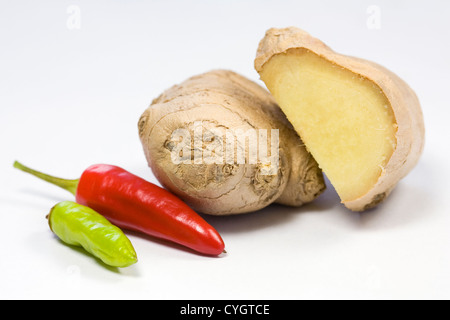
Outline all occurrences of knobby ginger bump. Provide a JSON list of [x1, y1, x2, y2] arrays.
[[255, 27, 425, 211], [138, 70, 325, 215]]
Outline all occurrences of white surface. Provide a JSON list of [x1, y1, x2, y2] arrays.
[[1, 0, 449, 300]]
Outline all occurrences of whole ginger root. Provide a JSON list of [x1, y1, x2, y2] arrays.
[[138, 70, 325, 215]]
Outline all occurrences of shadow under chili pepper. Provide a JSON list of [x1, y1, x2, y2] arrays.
[[122, 229, 228, 258], [54, 238, 126, 273]]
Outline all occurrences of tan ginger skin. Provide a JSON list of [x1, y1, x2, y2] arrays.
[[139, 70, 325, 215], [255, 27, 425, 211]]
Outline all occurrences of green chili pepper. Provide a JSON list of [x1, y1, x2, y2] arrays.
[[48, 201, 138, 268]]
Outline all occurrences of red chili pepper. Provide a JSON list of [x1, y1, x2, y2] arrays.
[[14, 161, 226, 256]]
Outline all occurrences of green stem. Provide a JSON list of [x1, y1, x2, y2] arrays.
[[13, 161, 79, 196]]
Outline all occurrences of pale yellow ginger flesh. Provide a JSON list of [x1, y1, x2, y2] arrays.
[[259, 48, 398, 202]]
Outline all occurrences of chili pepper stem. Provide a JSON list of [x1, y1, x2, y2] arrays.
[[13, 161, 79, 196]]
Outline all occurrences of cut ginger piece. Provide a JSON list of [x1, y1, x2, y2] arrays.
[[255, 27, 425, 211]]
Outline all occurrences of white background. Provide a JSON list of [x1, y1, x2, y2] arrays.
[[1, 0, 449, 300]]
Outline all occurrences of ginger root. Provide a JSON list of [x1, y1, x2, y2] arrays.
[[255, 27, 425, 211], [138, 70, 325, 215]]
